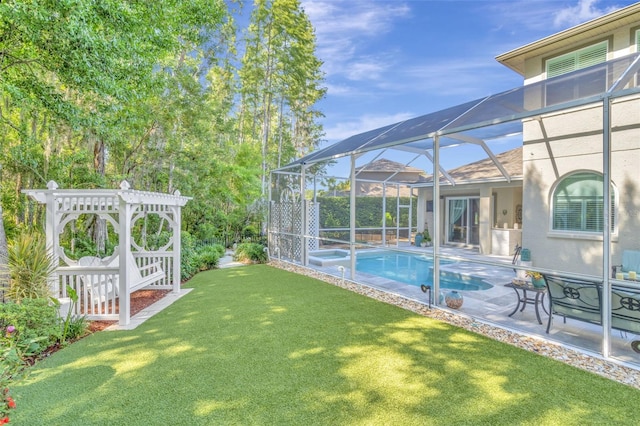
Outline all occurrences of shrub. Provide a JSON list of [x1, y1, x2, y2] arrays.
[[54, 286, 88, 343], [0, 299, 61, 356], [195, 244, 224, 271], [180, 232, 200, 281], [233, 243, 267, 264], [63, 316, 89, 341], [7, 232, 56, 302]]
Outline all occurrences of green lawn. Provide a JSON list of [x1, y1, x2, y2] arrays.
[[11, 265, 640, 425]]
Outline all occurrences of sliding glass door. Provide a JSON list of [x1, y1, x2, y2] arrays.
[[446, 197, 480, 246]]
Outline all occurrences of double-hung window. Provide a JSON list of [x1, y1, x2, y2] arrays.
[[545, 41, 608, 106], [552, 172, 616, 234]]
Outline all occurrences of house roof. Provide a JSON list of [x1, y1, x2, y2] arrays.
[[414, 147, 522, 186], [496, 3, 640, 75], [356, 159, 425, 176], [444, 147, 523, 182]]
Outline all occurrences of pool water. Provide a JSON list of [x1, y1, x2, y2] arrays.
[[356, 251, 493, 291]]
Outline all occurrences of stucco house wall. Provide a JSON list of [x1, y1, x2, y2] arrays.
[[521, 82, 640, 275], [498, 4, 640, 276]]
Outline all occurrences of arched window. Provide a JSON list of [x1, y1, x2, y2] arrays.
[[551, 172, 616, 233]]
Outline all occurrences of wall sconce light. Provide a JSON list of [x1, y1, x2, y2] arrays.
[[502, 209, 508, 216]]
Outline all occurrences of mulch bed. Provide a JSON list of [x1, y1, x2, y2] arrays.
[[88, 289, 171, 332]]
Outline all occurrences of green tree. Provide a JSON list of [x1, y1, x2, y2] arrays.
[[239, 0, 326, 199], [0, 0, 227, 245], [0, 0, 326, 251]]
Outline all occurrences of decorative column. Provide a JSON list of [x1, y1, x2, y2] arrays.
[[118, 181, 133, 325], [45, 181, 60, 295], [171, 192, 182, 294], [479, 187, 492, 255]]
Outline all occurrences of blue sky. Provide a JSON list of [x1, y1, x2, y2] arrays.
[[298, 0, 637, 171]]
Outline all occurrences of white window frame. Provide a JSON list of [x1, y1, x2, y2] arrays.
[[445, 196, 480, 246], [546, 41, 609, 78], [549, 171, 618, 240], [544, 41, 609, 107]]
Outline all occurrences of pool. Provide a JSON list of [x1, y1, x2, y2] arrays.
[[309, 249, 350, 266], [356, 251, 493, 291]]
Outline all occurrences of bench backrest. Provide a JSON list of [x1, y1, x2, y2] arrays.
[[611, 283, 640, 334], [545, 274, 640, 334], [545, 275, 602, 325]]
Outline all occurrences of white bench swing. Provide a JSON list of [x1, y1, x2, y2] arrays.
[[77, 247, 165, 305]]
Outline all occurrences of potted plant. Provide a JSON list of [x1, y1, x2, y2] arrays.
[[422, 229, 432, 247], [526, 271, 546, 288]]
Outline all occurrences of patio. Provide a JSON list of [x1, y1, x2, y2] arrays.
[[293, 245, 640, 367]]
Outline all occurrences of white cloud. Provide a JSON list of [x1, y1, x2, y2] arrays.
[[553, 0, 621, 28], [303, 1, 409, 38], [345, 58, 389, 81], [302, 0, 410, 79], [397, 58, 508, 97], [324, 112, 415, 142], [323, 82, 355, 96], [311, 0, 636, 145]]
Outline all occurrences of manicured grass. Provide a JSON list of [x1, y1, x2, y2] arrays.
[[12, 265, 640, 425]]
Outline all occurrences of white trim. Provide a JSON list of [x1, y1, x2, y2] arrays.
[[548, 170, 618, 236], [546, 41, 608, 79], [445, 196, 481, 246]]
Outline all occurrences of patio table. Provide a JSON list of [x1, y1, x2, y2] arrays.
[[505, 280, 548, 324]]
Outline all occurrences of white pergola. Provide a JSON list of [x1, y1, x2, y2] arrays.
[[24, 180, 191, 326]]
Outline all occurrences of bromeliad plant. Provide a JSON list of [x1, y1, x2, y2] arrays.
[[6, 232, 56, 302], [51, 285, 85, 345]]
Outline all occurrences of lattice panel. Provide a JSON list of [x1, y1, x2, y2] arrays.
[[269, 201, 304, 262], [307, 201, 319, 252], [291, 202, 302, 262]]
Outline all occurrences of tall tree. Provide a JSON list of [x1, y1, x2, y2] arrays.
[[239, 0, 326, 199]]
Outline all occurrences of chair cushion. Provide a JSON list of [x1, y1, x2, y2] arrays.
[[622, 250, 640, 273]]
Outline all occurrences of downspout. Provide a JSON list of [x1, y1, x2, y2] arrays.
[[433, 137, 441, 303]]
